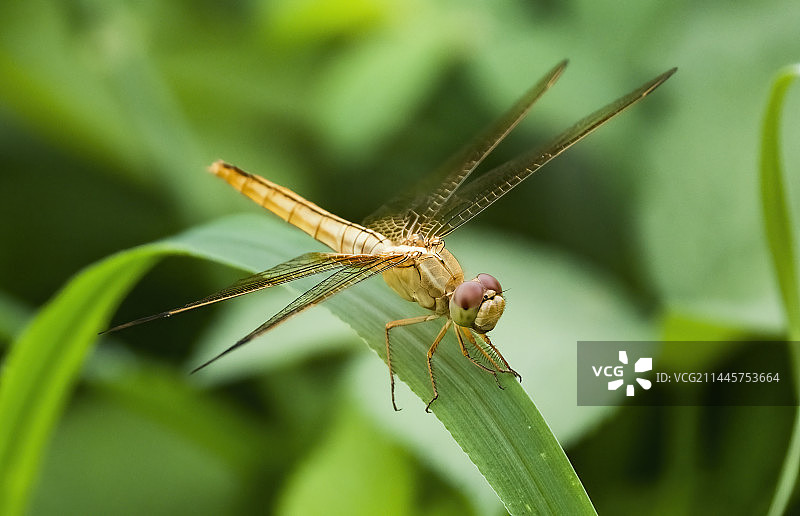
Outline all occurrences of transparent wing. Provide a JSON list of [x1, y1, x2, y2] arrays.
[[423, 67, 677, 240], [102, 252, 385, 334], [363, 60, 568, 242], [190, 252, 408, 372]]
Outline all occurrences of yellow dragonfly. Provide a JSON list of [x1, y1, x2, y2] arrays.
[[106, 61, 675, 411]]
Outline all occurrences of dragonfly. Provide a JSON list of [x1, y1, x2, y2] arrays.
[[105, 61, 675, 411]]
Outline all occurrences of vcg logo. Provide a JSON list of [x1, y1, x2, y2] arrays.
[[591, 350, 653, 397], [592, 364, 625, 377]]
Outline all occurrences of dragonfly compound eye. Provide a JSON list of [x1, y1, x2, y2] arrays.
[[450, 281, 484, 327], [476, 273, 502, 294]]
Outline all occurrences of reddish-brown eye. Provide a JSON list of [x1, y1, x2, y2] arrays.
[[477, 273, 502, 293], [453, 281, 484, 309]]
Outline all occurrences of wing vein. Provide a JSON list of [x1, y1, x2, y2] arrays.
[[190, 253, 408, 372], [102, 252, 381, 334], [428, 67, 677, 238]]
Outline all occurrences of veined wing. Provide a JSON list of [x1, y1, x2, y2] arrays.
[[102, 252, 387, 334], [422, 67, 677, 240], [363, 60, 568, 242], [191, 252, 408, 372]]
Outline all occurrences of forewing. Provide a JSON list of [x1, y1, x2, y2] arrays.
[[424, 67, 677, 239], [363, 60, 568, 242], [102, 252, 380, 333], [191, 252, 408, 372]]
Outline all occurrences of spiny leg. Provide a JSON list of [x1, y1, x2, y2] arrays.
[[425, 319, 452, 412], [385, 314, 440, 411], [459, 327, 504, 389], [478, 332, 522, 382], [454, 326, 502, 382]]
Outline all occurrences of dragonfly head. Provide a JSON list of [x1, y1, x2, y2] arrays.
[[449, 273, 505, 333]]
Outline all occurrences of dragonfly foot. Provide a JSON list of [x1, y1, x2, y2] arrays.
[[493, 372, 504, 390], [425, 394, 438, 413], [496, 368, 522, 389]]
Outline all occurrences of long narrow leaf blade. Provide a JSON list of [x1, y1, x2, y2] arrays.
[[760, 63, 800, 516], [0, 249, 160, 515], [0, 215, 596, 515]]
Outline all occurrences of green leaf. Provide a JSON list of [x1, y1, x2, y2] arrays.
[[293, 224, 651, 514], [318, 248, 598, 516], [760, 64, 800, 341], [0, 214, 598, 515], [0, 247, 160, 516], [760, 63, 800, 516], [172, 215, 600, 515]]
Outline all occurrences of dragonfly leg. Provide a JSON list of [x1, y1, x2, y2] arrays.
[[455, 326, 502, 388], [477, 333, 522, 382], [425, 320, 452, 412], [385, 314, 440, 411]]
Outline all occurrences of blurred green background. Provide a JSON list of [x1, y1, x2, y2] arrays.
[[2, 0, 799, 514]]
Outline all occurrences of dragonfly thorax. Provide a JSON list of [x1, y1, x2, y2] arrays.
[[381, 245, 463, 316], [402, 233, 444, 251]]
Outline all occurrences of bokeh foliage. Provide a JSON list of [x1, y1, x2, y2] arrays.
[[1, 0, 799, 514]]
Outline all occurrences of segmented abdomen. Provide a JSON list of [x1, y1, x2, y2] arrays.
[[211, 161, 389, 255]]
